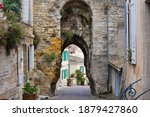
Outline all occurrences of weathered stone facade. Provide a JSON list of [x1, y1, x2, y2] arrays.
[[33, 0, 124, 96], [0, 46, 18, 99], [0, 22, 34, 99]]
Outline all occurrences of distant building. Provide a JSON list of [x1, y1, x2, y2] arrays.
[[57, 44, 86, 88]]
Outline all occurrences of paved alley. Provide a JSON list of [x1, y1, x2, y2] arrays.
[[48, 86, 116, 100]]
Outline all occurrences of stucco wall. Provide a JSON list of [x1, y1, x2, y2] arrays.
[[124, 0, 150, 99]]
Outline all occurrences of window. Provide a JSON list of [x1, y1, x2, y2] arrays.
[[62, 51, 68, 61], [62, 69, 68, 79], [22, 0, 32, 25]]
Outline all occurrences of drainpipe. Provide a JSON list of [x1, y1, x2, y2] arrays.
[[105, 0, 109, 92]]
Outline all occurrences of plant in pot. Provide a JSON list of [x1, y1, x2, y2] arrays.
[[80, 77, 85, 86], [67, 78, 72, 86], [75, 70, 84, 85], [23, 82, 38, 100]]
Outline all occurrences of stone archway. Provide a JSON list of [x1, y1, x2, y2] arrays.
[[33, 0, 116, 97], [61, 34, 95, 94], [60, 0, 97, 95]]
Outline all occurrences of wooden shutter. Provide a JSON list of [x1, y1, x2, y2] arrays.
[[29, 45, 34, 70], [22, 0, 29, 24], [18, 47, 24, 85], [124, 0, 127, 49], [63, 51, 68, 61], [130, 0, 136, 64]]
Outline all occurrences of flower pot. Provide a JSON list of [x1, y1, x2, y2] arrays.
[[77, 80, 81, 85], [23, 93, 37, 100], [81, 81, 85, 86], [67, 82, 71, 86]]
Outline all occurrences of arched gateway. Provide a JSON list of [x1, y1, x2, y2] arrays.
[[33, 0, 124, 97]]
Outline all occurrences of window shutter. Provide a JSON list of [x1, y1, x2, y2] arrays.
[[63, 51, 68, 61], [130, 0, 136, 64], [18, 47, 24, 85], [22, 0, 29, 24], [64, 51, 66, 61], [29, 45, 34, 70], [124, 0, 127, 49], [65, 51, 68, 61]]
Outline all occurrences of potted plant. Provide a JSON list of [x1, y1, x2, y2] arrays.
[[75, 70, 84, 85], [67, 78, 72, 86], [81, 77, 85, 86], [23, 82, 38, 100]]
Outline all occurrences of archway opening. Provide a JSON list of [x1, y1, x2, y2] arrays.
[[56, 43, 91, 99], [59, 0, 95, 97]]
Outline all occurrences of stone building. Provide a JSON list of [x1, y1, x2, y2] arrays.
[[33, 0, 125, 97], [123, 0, 150, 99], [0, 0, 34, 99]]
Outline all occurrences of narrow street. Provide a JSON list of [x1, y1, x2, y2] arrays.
[[50, 86, 97, 100], [48, 86, 116, 100]]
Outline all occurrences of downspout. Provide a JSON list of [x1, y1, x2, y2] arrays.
[[105, 0, 109, 92]]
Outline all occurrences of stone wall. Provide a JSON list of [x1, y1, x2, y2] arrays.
[[0, 46, 18, 99], [33, 0, 124, 96], [0, 22, 34, 99]]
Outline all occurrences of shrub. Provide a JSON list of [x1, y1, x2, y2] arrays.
[[44, 53, 56, 64], [62, 31, 73, 40], [128, 48, 132, 62], [0, 21, 24, 55], [5, 22, 24, 55], [33, 29, 40, 49]]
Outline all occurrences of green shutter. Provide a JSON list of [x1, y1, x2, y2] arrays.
[[64, 69, 67, 79], [62, 69, 68, 79], [62, 51, 68, 61]]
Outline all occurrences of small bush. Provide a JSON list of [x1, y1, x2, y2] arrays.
[[33, 29, 40, 49], [128, 48, 132, 62], [62, 31, 73, 40], [0, 21, 24, 55], [5, 22, 24, 55], [44, 53, 56, 64]]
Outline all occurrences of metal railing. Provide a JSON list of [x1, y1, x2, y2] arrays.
[[120, 79, 150, 100]]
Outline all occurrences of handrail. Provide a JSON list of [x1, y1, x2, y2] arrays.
[[120, 79, 141, 100], [135, 89, 150, 100]]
